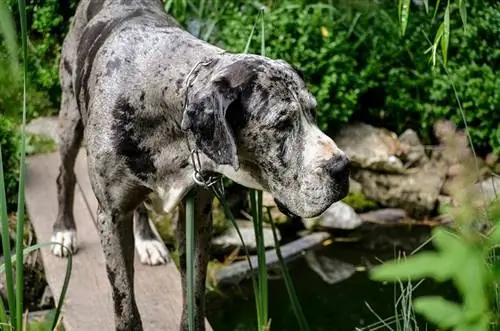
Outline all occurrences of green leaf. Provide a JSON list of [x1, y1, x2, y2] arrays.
[[441, 1, 450, 65], [398, 0, 410, 36], [370, 253, 449, 281], [458, 0, 467, 29], [0, 0, 19, 76], [432, 0, 441, 20], [431, 23, 444, 67], [413, 296, 463, 328]]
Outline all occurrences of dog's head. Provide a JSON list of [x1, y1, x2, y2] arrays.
[[181, 54, 349, 218]]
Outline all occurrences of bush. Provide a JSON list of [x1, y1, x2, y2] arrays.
[[0, 116, 20, 213], [192, 0, 500, 155], [3, 0, 77, 119]]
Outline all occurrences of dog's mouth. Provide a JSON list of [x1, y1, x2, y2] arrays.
[[274, 199, 300, 219]]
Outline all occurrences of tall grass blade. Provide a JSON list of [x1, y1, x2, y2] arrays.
[[0, 0, 19, 76], [244, 17, 259, 54], [250, 190, 268, 330], [431, 23, 444, 67], [441, 1, 450, 66], [210, 185, 261, 328], [0, 148, 16, 328], [423, 0, 429, 14], [186, 193, 195, 331], [432, 0, 441, 20], [458, 0, 467, 29], [0, 242, 73, 329], [268, 209, 310, 331], [15, 0, 29, 328], [260, 8, 265, 57], [0, 293, 9, 330], [398, 0, 410, 36]]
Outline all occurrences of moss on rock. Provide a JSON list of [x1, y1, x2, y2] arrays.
[[342, 191, 378, 212]]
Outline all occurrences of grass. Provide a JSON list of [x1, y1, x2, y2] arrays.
[[0, 0, 73, 330]]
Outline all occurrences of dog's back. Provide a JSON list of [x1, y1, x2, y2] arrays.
[[61, 0, 182, 121]]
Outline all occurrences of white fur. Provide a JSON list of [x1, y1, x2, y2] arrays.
[[134, 218, 170, 265], [135, 237, 170, 265], [217, 165, 264, 190], [154, 185, 186, 214], [301, 115, 343, 168], [51, 230, 78, 257]]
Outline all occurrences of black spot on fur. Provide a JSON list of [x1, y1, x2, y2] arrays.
[[111, 96, 156, 181], [105, 57, 122, 76], [63, 58, 72, 75], [75, 9, 150, 116], [175, 78, 184, 92], [106, 267, 125, 318], [86, 0, 104, 21]]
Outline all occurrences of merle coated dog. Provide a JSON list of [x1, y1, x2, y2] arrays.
[[51, 0, 350, 329]]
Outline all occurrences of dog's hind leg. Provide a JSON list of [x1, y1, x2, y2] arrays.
[[52, 56, 84, 257], [177, 188, 213, 331], [134, 202, 170, 266]]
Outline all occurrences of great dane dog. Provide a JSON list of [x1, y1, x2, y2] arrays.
[[51, 0, 350, 330]]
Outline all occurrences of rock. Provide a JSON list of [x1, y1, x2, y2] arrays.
[[333, 123, 406, 173], [398, 129, 428, 167], [437, 195, 454, 209], [304, 252, 357, 284], [215, 232, 331, 286], [486, 153, 499, 167], [38, 286, 54, 309], [262, 191, 276, 208], [211, 220, 280, 252], [447, 163, 465, 178], [359, 208, 409, 224], [26, 116, 60, 143], [348, 178, 363, 194], [475, 177, 500, 204], [342, 191, 378, 212], [308, 201, 363, 230], [352, 158, 447, 218]]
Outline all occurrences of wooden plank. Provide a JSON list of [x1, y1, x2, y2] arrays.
[[26, 150, 212, 331]]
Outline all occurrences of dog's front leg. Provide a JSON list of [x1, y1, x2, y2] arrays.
[[177, 188, 213, 331], [96, 206, 143, 331]]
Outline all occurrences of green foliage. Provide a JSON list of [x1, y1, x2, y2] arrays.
[[177, 0, 499, 154], [371, 217, 498, 330], [2, 0, 77, 119], [0, 116, 20, 212]]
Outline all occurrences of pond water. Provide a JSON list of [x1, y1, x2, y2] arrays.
[[206, 225, 458, 331]]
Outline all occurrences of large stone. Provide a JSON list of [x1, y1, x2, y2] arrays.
[[211, 220, 280, 253], [310, 201, 363, 230], [352, 159, 447, 218], [304, 252, 357, 284], [26, 116, 60, 143], [398, 129, 428, 167], [475, 177, 500, 204], [215, 232, 330, 286], [333, 123, 406, 173]]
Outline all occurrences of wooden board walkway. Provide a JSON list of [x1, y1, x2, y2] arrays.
[[25, 149, 212, 331]]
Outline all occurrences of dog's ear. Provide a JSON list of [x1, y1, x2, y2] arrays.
[[181, 61, 257, 170]]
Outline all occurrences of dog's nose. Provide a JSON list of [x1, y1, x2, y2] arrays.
[[325, 153, 350, 177]]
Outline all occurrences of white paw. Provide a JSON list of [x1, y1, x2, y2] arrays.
[[51, 230, 78, 257], [135, 238, 170, 266]]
